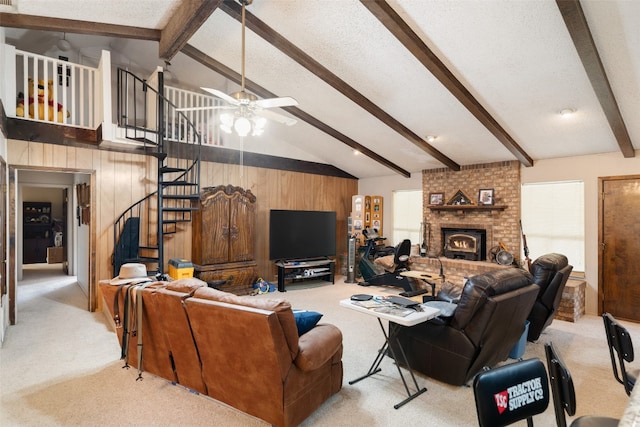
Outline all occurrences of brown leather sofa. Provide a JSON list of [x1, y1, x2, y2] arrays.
[[526, 253, 573, 341], [393, 267, 539, 386], [100, 278, 343, 427]]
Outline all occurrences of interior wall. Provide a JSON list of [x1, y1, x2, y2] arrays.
[[22, 187, 64, 218], [357, 172, 422, 246], [7, 139, 357, 309], [521, 150, 640, 316]]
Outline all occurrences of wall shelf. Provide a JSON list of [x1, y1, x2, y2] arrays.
[[428, 205, 507, 214]]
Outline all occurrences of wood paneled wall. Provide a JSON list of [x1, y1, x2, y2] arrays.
[[8, 140, 357, 294], [198, 160, 357, 281]]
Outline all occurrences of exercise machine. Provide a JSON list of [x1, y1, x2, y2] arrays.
[[357, 229, 416, 292], [361, 227, 395, 259]]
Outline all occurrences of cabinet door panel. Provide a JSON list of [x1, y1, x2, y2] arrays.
[[229, 193, 255, 262], [200, 193, 230, 264]]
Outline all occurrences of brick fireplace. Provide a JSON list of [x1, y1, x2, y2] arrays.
[[422, 160, 521, 260], [413, 161, 522, 286]]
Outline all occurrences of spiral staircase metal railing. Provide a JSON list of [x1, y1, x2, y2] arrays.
[[112, 68, 201, 276]]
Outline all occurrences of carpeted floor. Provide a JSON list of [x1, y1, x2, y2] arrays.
[[0, 266, 634, 426]]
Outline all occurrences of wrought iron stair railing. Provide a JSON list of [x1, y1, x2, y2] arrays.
[[112, 68, 201, 276]]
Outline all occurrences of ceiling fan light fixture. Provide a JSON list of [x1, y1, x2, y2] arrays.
[[234, 116, 252, 137], [220, 112, 234, 126], [57, 33, 71, 51], [254, 116, 267, 128], [190, 0, 297, 139]]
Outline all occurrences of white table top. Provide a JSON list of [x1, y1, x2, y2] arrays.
[[340, 296, 441, 327]]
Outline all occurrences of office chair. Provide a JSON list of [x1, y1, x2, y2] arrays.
[[473, 358, 549, 426], [544, 342, 619, 427], [603, 312, 638, 396]]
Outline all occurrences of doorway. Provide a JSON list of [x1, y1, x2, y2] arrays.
[[599, 175, 640, 322], [8, 167, 93, 325]]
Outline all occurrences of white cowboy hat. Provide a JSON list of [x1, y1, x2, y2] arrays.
[[110, 263, 152, 285]]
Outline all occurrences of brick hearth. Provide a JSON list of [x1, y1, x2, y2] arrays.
[[410, 256, 509, 290]]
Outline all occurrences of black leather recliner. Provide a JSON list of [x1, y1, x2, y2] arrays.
[[526, 253, 573, 342], [393, 267, 540, 386]]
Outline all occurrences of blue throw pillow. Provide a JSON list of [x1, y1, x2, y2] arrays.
[[293, 310, 323, 336]]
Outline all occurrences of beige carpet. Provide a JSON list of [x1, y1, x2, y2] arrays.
[[0, 266, 633, 426]]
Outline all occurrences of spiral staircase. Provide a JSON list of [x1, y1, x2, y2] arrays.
[[112, 69, 201, 276]]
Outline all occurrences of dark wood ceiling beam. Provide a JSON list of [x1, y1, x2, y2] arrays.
[[0, 13, 160, 40], [361, 0, 534, 167], [556, 0, 635, 158], [159, 0, 223, 61], [181, 44, 411, 178], [220, 1, 460, 171]]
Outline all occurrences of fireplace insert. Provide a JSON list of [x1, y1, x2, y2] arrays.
[[442, 228, 486, 261]]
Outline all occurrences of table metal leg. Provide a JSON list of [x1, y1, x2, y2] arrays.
[[348, 318, 427, 409]]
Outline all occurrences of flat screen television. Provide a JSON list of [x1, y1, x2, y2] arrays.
[[269, 209, 336, 261]]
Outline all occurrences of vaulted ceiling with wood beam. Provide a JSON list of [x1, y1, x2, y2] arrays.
[[1, 0, 638, 179]]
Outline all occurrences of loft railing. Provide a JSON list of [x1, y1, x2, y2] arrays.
[[3, 43, 222, 147], [12, 48, 100, 128], [164, 85, 223, 146]]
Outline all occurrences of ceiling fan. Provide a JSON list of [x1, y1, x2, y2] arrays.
[[178, 0, 298, 137]]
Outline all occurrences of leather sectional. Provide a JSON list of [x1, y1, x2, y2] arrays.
[[100, 278, 343, 427]]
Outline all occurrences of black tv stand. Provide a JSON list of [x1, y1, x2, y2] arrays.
[[275, 258, 336, 292]]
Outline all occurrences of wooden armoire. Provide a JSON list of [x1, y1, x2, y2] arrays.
[[192, 185, 257, 295]]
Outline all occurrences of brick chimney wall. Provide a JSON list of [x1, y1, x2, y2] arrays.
[[422, 161, 522, 262]]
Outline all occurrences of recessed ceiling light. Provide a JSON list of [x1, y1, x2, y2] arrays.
[[353, 150, 360, 156], [426, 135, 437, 143], [559, 108, 576, 117]]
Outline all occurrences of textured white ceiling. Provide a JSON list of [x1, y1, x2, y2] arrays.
[[3, 0, 639, 178]]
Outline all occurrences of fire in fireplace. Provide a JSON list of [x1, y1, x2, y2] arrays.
[[442, 228, 487, 261]]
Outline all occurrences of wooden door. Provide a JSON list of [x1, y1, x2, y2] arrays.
[[229, 192, 255, 262], [0, 159, 6, 307], [600, 176, 640, 321]]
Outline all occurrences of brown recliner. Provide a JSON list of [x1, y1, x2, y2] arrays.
[[526, 253, 573, 341], [393, 267, 539, 386]]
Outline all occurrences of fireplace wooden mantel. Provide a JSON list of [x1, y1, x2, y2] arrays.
[[429, 204, 507, 214]]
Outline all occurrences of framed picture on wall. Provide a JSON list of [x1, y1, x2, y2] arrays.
[[478, 188, 494, 205], [429, 192, 444, 205]]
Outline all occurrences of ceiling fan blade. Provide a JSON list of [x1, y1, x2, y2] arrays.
[[257, 109, 297, 126], [176, 106, 235, 112], [200, 87, 240, 105], [254, 96, 298, 109]]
